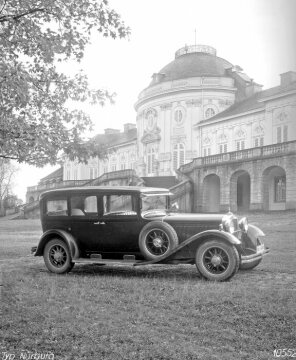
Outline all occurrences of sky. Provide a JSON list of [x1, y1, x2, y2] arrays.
[[13, 0, 296, 201]]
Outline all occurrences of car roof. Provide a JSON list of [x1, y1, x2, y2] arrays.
[[39, 186, 170, 200]]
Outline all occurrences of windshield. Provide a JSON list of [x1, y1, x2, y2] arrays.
[[141, 195, 169, 212]]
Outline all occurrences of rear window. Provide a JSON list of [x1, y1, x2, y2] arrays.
[[46, 199, 68, 216]]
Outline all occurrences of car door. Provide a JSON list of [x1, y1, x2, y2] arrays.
[[98, 192, 143, 253], [68, 192, 105, 252]]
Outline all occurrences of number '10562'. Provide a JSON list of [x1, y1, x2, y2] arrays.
[[274, 349, 296, 358]]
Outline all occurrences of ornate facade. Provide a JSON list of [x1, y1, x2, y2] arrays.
[[26, 44, 296, 212]]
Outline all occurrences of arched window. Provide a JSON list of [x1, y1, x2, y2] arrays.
[[173, 143, 185, 170], [205, 107, 216, 119], [147, 148, 156, 175]]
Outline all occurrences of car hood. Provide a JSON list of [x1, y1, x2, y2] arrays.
[[143, 211, 225, 224], [165, 212, 224, 223]]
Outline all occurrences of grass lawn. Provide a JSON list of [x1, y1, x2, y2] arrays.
[[0, 212, 295, 360]]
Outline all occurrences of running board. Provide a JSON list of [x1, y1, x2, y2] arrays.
[[73, 254, 143, 266]]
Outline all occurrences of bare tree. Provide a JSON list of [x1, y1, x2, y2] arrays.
[[0, 159, 18, 216]]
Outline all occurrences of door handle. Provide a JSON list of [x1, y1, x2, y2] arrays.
[[93, 221, 105, 225]]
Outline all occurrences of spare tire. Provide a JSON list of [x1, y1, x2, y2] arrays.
[[139, 221, 178, 260]]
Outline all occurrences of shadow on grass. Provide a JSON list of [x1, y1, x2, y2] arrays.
[[35, 262, 203, 282]]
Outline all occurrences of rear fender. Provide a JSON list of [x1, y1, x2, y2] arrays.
[[135, 229, 241, 266], [34, 229, 80, 259]]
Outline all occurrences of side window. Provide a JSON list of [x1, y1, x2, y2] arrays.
[[70, 195, 98, 217], [46, 199, 68, 216], [103, 195, 137, 216]]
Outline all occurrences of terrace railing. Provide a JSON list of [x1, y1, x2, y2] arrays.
[[180, 140, 296, 173]]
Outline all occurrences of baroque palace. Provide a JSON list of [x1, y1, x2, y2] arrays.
[[26, 44, 296, 215]]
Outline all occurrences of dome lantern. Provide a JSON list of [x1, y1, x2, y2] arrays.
[[175, 44, 217, 59]]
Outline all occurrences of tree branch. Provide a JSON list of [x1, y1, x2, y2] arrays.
[[0, 7, 45, 23], [0, 0, 7, 15]]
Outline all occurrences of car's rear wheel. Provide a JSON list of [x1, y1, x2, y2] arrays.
[[139, 221, 178, 260], [195, 240, 239, 281], [44, 238, 74, 274]]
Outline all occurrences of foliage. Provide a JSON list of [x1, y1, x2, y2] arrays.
[[0, 0, 130, 166]]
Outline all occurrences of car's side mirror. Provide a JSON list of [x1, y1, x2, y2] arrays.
[[169, 202, 179, 212]]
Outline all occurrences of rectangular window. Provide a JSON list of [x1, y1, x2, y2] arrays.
[[283, 125, 288, 142], [70, 195, 98, 216], [277, 127, 282, 143], [219, 144, 227, 153], [236, 140, 245, 151], [46, 199, 68, 216], [103, 195, 136, 216], [255, 137, 264, 147]]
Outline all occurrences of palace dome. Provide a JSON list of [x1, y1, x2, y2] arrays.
[[150, 45, 233, 85]]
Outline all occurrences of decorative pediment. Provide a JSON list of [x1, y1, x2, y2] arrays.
[[203, 136, 211, 145], [235, 128, 246, 139], [144, 108, 157, 118], [141, 127, 161, 144], [218, 133, 228, 143], [254, 123, 264, 135]]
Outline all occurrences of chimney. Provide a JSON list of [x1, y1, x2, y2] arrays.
[[104, 128, 120, 135], [123, 123, 136, 133], [245, 81, 263, 97], [280, 71, 296, 87]]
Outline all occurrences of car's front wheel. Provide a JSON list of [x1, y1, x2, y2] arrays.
[[195, 240, 239, 281], [139, 221, 178, 260], [43, 238, 74, 274]]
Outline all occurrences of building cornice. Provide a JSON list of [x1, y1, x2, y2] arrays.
[[195, 107, 265, 127], [257, 89, 296, 102], [135, 86, 236, 110]]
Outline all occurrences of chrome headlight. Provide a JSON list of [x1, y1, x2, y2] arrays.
[[239, 217, 249, 233], [222, 215, 235, 234]]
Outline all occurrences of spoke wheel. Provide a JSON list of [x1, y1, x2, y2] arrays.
[[139, 221, 178, 260], [146, 229, 169, 256], [203, 247, 230, 274], [44, 239, 74, 274], [195, 240, 239, 281]]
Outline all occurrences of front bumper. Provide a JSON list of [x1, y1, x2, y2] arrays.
[[31, 246, 37, 255], [240, 246, 270, 265]]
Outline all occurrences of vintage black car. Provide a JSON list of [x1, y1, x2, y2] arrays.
[[32, 186, 269, 281]]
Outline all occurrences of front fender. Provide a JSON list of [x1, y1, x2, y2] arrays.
[[135, 229, 241, 266], [247, 224, 265, 243], [34, 229, 80, 259]]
